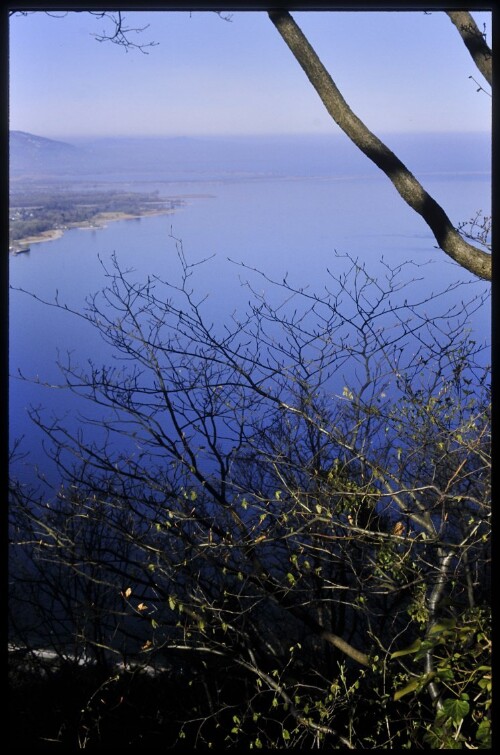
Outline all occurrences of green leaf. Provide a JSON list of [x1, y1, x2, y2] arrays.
[[476, 719, 491, 746], [413, 639, 437, 660], [443, 739, 463, 749], [442, 698, 470, 724], [391, 638, 422, 658], [282, 729, 290, 741], [428, 618, 457, 636], [168, 596, 176, 611], [436, 667, 454, 682], [423, 727, 444, 748], [393, 679, 420, 701], [393, 671, 435, 701]]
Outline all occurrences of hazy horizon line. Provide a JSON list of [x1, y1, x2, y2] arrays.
[[11, 128, 492, 142]]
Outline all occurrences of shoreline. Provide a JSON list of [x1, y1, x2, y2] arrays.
[[9, 207, 176, 255]]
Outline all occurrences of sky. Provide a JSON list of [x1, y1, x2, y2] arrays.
[[9, 9, 492, 139]]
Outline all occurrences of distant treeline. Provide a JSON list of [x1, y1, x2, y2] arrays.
[[9, 189, 182, 245]]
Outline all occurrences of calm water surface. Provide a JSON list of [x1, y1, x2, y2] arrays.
[[9, 173, 491, 489]]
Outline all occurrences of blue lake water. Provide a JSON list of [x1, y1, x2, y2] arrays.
[[9, 169, 491, 490]]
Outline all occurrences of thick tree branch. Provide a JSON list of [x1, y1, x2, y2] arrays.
[[446, 11, 492, 87], [268, 10, 491, 282], [321, 630, 370, 666]]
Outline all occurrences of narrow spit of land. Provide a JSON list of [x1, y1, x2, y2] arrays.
[[9, 186, 186, 253]]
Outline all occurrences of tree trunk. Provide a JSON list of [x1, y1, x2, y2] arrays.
[[446, 11, 492, 86], [268, 11, 491, 282]]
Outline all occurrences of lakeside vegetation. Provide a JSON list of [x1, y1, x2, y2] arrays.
[[9, 188, 183, 251]]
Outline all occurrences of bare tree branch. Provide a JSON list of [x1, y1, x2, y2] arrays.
[[9, 248, 491, 746], [89, 11, 158, 54]]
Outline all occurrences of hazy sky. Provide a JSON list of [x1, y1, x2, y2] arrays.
[[9, 9, 492, 139]]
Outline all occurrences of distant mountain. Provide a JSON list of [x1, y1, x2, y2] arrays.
[[9, 131, 372, 183], [9, 130, 84, 176], [9, 130, 491, 184]]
